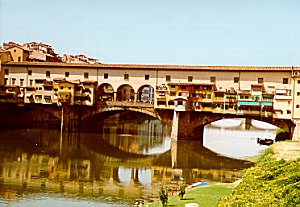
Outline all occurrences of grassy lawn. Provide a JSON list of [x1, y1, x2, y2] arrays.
[[146, 183, 233, 207]]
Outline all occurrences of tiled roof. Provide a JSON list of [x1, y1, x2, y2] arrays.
[[2, 61, 299, 71], [6, 45, 29, 51]]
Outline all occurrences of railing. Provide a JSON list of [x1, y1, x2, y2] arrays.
[[97, 101, 154, 108]]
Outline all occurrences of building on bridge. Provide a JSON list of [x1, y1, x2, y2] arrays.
[[1, 62, 300, 140]]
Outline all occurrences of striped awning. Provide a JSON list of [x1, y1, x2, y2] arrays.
[[262, 101, 273, 106], [238, 101, 260, 106], [238, 101, 273, 106]]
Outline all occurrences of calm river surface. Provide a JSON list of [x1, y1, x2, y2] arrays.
[[0, 114, 276, 206]]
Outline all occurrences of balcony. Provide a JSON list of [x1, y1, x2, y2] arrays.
[[274, 95, 292, 100]]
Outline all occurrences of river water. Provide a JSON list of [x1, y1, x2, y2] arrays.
[[0, 114, 276, 206]]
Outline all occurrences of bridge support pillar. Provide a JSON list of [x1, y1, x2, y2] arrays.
[[177, 111, 204, 141], [61, 106, 81, 132], [292, 119, 300, 141], [113, 92, 117, 102], [134, 93, 137, 102]]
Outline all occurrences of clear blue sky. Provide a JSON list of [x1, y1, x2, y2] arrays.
[[0, 0, 299, 66]]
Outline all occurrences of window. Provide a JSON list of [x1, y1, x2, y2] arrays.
[[20, 79, 24, 86], [188, 76, 193, 82], [29, 80, 33, 86], [84, 72, 89, 79], [44, 96, 52, 103], [4, 69, 9, 75], [28, 70, 32, 75], [298, 80, 300, 84], [4, 78, 8, 85], [12, 78, 16, 85], [14, 49, 16, 52], [124, 74, 129, 80], [296, 105, 300, 108], [68, 87, 71, 90], [168, 100, 174, 105], [287, 110, 291, 114], [297, 92, 300, 96], [65, 72, 69, 77], [18, 57, 21, 62], [46, 71, 50, 78], [104, 73, 108, 79], [44, 86, 52, 91], [145, 74, 149, 80], [181, 86, 186, 89], [234, 77, 239, 83], [210, 76, 216, 83], [283, 78, 288, 84], [60, 86, 63, 90], [258, 78, 264, 83], [35, 79, 44, 84], [171, 85, 176, 88], [166, 75, 171, 82]]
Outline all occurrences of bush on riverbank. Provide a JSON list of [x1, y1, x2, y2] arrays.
[[218, 147, 300, 206]]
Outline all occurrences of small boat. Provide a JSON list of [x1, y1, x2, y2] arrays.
[[257, 138, 274, 145]]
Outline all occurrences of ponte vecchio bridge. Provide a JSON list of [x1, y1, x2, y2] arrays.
[[1, 62, 300, 141]]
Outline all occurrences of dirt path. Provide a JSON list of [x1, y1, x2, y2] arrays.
[[271, 141, 300, 161]]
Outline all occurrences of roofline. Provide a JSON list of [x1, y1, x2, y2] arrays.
[[1, 61, 298, 71]]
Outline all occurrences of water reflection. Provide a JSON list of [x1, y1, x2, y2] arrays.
[[0, 116, 256, 206]]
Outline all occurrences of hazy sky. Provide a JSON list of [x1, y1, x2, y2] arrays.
[[0, 0, 299, 66]]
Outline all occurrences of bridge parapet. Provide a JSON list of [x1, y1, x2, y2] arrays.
[[99, 101, 154, 108], [80, 101, 159, 120]]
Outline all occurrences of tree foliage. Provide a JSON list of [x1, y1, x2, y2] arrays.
[[178, 184, 186, 199], [159, 186, 168, 206]]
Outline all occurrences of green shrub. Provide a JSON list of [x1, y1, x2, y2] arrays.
[[218, 151, 300, 207], [159, 186, 168, 206], [178, 184, 186, 199]]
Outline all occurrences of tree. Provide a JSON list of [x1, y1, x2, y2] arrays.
[[159, 186, 168, 206], [178, 184, 186, 199]]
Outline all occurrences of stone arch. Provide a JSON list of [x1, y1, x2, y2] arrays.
[[98, 83, 115, 101], [137, 84, 154, 104], [116, 84, 135, 101]]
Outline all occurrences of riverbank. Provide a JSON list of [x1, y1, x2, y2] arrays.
[[145, 141, 300, 207], [145, 182, 234, 207], [219, 141, 300, 206]]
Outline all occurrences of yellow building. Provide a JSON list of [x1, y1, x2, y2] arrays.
[[24, 86, 36, 104], [5, 46, 29, 62], [57, 81, 76, 106], [0, 49, 13, 85]]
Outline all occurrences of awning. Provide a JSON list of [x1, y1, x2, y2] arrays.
[[226, 95, 237, 98], [262, 101, 273, 106], [276, 89, 286, 94], [174, 96, 188, 100], [238, 101, 260, 106]]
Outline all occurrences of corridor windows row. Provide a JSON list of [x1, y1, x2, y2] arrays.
[[166, 75, 218, 83]]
